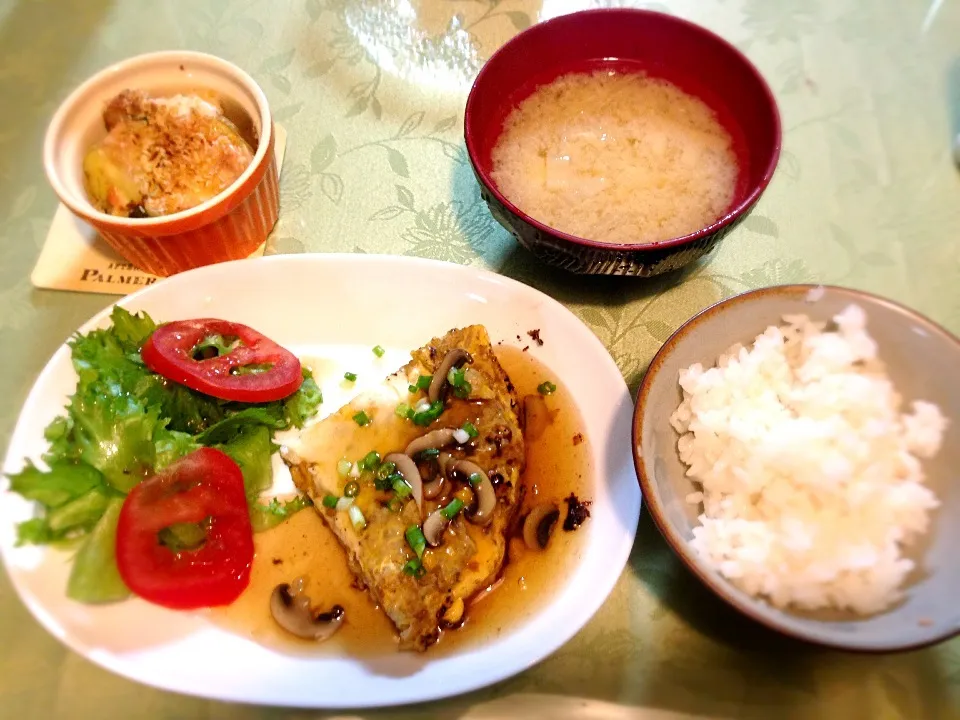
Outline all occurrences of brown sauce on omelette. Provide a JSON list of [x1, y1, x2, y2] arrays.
[[209, 347, 592, 656]]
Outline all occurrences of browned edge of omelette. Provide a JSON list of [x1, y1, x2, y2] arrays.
[[284, 325, 525, 650]]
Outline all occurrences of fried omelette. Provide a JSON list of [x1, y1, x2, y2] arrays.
[[282, 326, 524, 651]]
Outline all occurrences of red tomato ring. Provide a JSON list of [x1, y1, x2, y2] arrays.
[[141, 318, 302, 403], [115, 448, 254, 609]]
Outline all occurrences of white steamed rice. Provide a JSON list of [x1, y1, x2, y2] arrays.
[[669, 304, 947, 614]]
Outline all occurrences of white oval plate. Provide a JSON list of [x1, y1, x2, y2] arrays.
[[1, 254, 641, 709]]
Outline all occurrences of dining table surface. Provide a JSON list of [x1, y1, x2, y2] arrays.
[[1, 0, 959, 718]]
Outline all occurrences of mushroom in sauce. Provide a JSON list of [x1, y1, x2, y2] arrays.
[[449, 459, 496, 526], [422, 509, 451, 547], [269, 582, 345, 642], [422, 469, 449, 501], [428, 348, 473, 403], [404, 428, 458, 457], [522, 503, 561, 550], [384, 452, 423, 513], [419, 448, 458, 500]]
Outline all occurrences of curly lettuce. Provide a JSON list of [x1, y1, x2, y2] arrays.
[[6, 307, 323, 601]]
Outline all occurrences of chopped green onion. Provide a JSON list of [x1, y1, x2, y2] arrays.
[[375, 468, 400, 492], [322, 494, 339, 509], [335, 496, 355, 512], [417, 448, 440, 459], [343, 480, 360, 498], [461, 421, 478, 438], [408, 384, 418, 393], [352, 411, 371, 426], [441, 498, 464, 519], [392, 477, 412, 497], [537, 381, 557, 395], [469, 472, 484, 486], [372, 345, 386, 358], [447, 366, 471, 399], [386, 496, 403, 513], [405, 525, 427, 558], [448, 367, 472, 398], [395, 403, 414, 419], [359, 451, 381, 471], [416, 375, 433, 391], [343, 371, 357, 382], [348, 504, 366, 530], [336, 459, 352, 477], [403, 558, 425, 577], [377, 461, 397, 480], [412, 400, 445, 427]]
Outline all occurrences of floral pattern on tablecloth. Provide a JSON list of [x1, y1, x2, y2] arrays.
[[0, 0, 958, 717]]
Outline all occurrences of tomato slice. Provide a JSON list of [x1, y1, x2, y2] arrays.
[[141, 318, 302, 403], [115, 448, 254, 609]]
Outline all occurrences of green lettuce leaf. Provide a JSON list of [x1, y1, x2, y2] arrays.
[[10, 306, 324, 566], [193, 333, 237, 358], [8, 461, 104, 508], [16, 518, 54, 546], [196, 406, 287, 446], [71, 390, 159, 492], [66, 498, 129, 603], [284, 369, 323, 429], [42, 416, 79, 465], [217, 424, 276, 500], [158, 522, 207, 552], [135, 374, 228, 436], [47, 488, 112, 534], [153, 428, 201, 471], [108, 305, 156, 348]]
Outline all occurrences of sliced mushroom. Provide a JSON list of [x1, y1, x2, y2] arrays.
[[451, 459, 496, 526], [420, 447, 457, 500], [405, 428, 458, 457], [422, 509, 450, 547], [428, 348, 473, 403], [422, 450, 452, 500], [384, 452, 423, 513], [523, 503, 561, 550], [422, 471, 448, 500], [269, 583, 345, 641], [436, 450, 456, 475]]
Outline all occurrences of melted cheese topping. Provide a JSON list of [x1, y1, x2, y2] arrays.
[[83, 89, 255, 217]]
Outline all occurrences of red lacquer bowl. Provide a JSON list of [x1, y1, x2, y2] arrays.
[[464, 9, 782, 277]]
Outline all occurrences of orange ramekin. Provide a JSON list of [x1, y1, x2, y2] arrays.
[[43, 51, 279, 277]]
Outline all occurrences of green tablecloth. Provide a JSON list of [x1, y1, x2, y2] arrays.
[[1, 0, 958, 717]]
